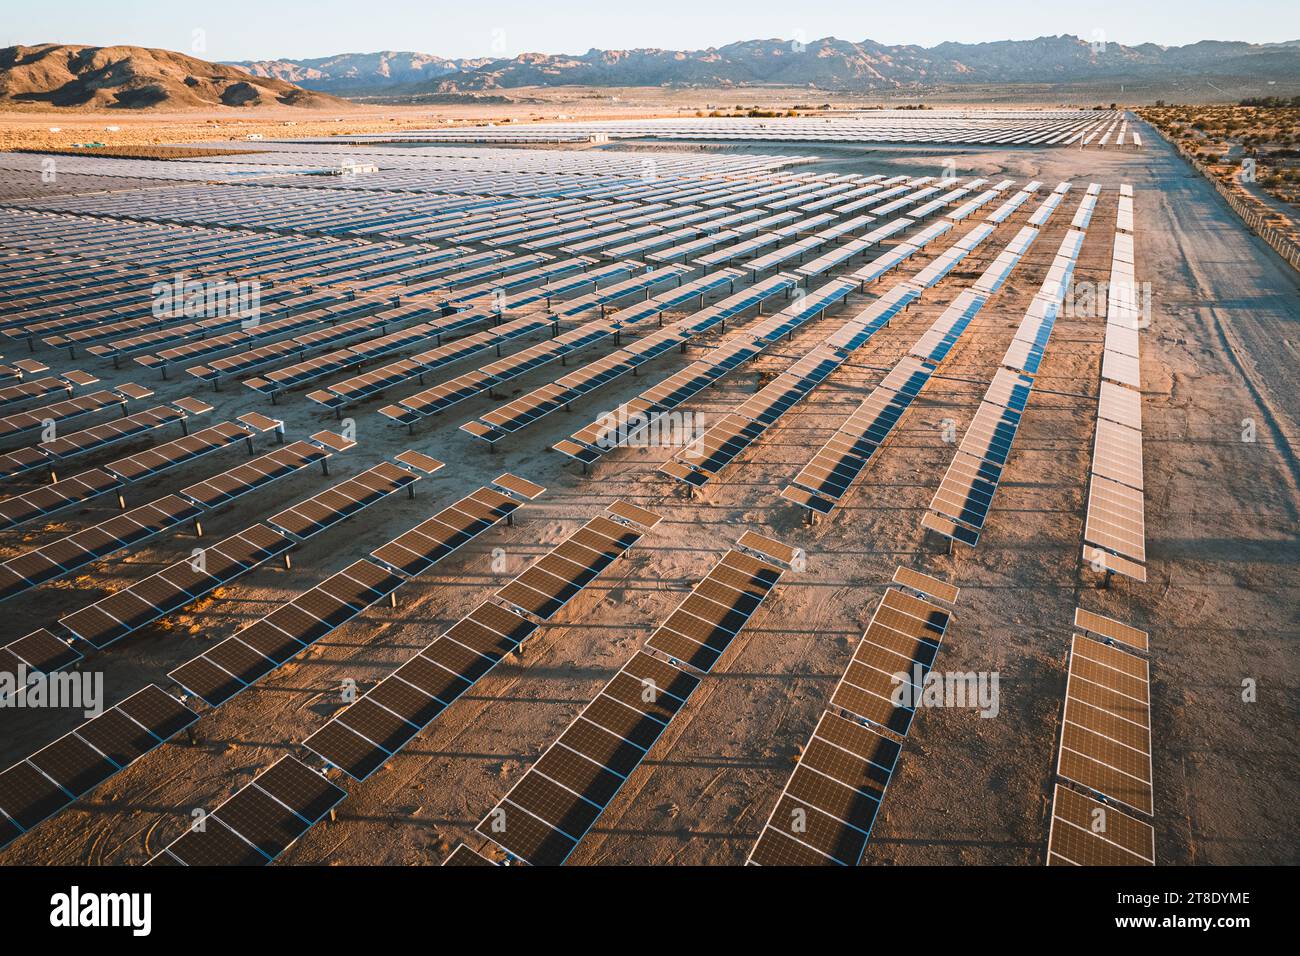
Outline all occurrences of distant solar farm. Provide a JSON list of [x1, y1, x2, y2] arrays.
[[0, 108, 1282, 870]]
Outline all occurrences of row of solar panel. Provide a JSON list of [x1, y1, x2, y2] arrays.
[[748, 576, 954, 865], [1046, 607, 1154, 866], [1083, 207, 1146, 583], [476, 536, 792, 864], [153, 494, 652, 864], [780, 186, 1071, 518], [921, 197, 1098, 547], [659, 201, 1031, 491], [0, 473, 550, 863]]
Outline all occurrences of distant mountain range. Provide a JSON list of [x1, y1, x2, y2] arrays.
[[231, 50, 490, 93], [4, 36, 1296, 111], [0, 44, 348, 109], [232, 35, 1300, 94]]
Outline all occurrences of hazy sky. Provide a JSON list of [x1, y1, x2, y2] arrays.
[[5, 0, 1299, 62]]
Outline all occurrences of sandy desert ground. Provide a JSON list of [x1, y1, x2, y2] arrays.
[[0, 121, 1296, 866]]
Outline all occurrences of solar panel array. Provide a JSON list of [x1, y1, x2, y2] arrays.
[[659, 204, 1026, 492], [0, 122, 1165, 869], [781, 189, 1067, 517], [749, 578, 952, 865], [168, 476, 534, 708], [303, 501, 658, 780], [464, 275, 796, 445], [554, 276, 856, 467], [473, 535, 792, 864], [1046, 607, 1156, 867], [343, 111, 1128, 148], [1083, 197, 1147, 583], [0, 395, 212, 481], [920, 194, 1100, 547], [150, 756, 347, 865], [0, 685, 198, 850], [49, 452, 437, 654]]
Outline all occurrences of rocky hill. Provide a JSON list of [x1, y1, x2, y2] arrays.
[[0, 44, 351, 109]]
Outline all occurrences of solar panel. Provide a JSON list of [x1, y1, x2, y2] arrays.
[[646, 548, 785, 672], [60, 524, 293, 649], [556, 278, 843, 466], [1058, 635, 1153, 815], [922, 359, 1041, 545], [748, 711, 901, 866], [0, 685, 197, 850], [606, 500, 663, 530], [784, 357, 933, 511], [497, 514, 646, 620], [153, 757, 346, 865], [306, 501, 649, 780], [369, 485, 522, 576], [1084, 474, 1146, 565], [0, 467, 123, 531], [1046, 784, 1153, 866], [169, 559, 405, 707], [0, 386, 137, 441], [0, 494, 203, 603], [0, 398, 211, 481], [177, 439, 333, 511], [443, 843, 498, 866], [1097, 380, 1141, 430], [828, 588, 949, 735], [0, 628, 82, 687], [892, 567, 959, 605], [1074, 608, 1149, 652], [267, 459, 428, 540], [476, 650, 700, 865], [105, 421, 253, 483], [303, 601, 538, 779], [0, 374, 76, 411], [662, 342, 853, 489]]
